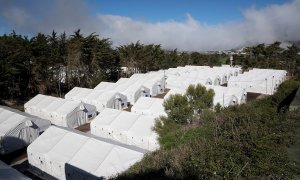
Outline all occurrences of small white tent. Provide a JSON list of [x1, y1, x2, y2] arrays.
[[27, 126, 145, 180], [65, 87, 128, 112], [131, 97, 167, 117], [0, 160, 30, 179], [91, 108, 159, 151], [0, 106, 51, 154], [24, 94, 97, 128]]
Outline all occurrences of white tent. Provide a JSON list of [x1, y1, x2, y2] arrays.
[[0, 160, 30, 179], [65, 87, 128, 112], [91, 108, 159, 151], [205, 85, 247, 107], [131, 97, 167, 117], [109, 78, 151, 104], [27, 126, 145, 180], [0, 106, 51, 154], [24, 94, 97, 128], [129, 73, 166, 97]]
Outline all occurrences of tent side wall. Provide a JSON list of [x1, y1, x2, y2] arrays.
[[1, 122, 39, 154]]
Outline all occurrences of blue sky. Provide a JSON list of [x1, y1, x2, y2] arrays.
[[0, 0, 298, 51], [86, 0, 287, 24]]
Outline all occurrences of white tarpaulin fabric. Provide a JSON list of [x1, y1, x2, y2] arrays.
[[0, 106, 50, 154], [27, 126, 145, 180], [91, 108, 159, 151], [65, 87, 128, 112], [131, 97, 167, 117], [24, 94, 97, 128], [0, 160, 30, 179]]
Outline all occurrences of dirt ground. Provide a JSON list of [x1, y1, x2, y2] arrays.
[[154, 88, 170, 99]]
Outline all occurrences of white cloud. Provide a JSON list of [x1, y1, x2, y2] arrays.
[[1, 0, 300, 51]]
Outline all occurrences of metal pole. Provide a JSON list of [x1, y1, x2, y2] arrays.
[[271, 76, 274, 95], [265, 78, 268, 94]]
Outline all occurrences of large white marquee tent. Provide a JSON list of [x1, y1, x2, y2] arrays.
[[0, 106, 50, 154], [24, 94, 97, 128], [27, 126, 145, 179], [91, 108, 159, 151], [65, 87, 128, 112]]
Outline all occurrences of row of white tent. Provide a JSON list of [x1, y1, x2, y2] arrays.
[[162, 65, 242, 89], [228, 68, 287, 95], [94, 72, 166, 104], [0, 106, 50, 155], [24, 94, 97, 128]]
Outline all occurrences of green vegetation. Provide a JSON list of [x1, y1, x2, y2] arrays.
[[118, 80, 300, 179], [233, 42, 300, 76]]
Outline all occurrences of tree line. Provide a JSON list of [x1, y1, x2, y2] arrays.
[[1, 30, 299, 102], [0, 30, 226, 101], [233, 42, 300, 77]]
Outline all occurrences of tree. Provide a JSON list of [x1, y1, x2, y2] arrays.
[[163, 94, 193, 124], [186, 84, 215, 114]]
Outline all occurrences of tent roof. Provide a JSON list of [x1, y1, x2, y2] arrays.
[[0, 106, 51, 134], [94, 81, 117, 91], [28, 126, 145, 178], [131, 97, 166, 117], [92, 108, 158, 138], [25, 94, 86, 116]]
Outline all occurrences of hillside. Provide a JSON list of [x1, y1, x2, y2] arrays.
[[117, 79, 300, 179]]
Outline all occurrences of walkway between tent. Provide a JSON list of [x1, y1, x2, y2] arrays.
[[75, 122, 91, 132], [153, 88, 170, 99]]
